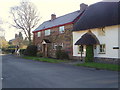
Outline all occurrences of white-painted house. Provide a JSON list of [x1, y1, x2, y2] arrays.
[[73, 2, 120, 64]]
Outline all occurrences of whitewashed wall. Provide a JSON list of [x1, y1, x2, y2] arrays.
[[118, 25, 120, 58], [73, 25, 119, 59]]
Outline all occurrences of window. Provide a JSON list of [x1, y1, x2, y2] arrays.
[[59, 26, 65, 33], [52, 43, 64, 50], [52, 43, 57, 50], [98, 28, 105, 36], [37, 32, 41, 37], [59, 43, 64, 48], [99, 44, 106, 53], [37, 44, 41, 51], [45, 29, 50, 36], [78, 45, 84, 54]]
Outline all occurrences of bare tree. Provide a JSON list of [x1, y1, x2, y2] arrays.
[[10, 1, 40, 45]]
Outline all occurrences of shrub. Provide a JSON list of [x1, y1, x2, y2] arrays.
[[37, 52, 43, 57], [1, 48, 5, 51], [8, 45, 16, 49], [11, 49, 15, 54], [5, 45, 16, 54], [24, 45, 37, 56], [3, 48, 15, 54], [55, 46, 69, 60], [20, 49, 26, 55], [85, 45, 94, 62]]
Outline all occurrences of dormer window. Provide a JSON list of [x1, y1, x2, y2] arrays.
[[59, 26, 65, 33]]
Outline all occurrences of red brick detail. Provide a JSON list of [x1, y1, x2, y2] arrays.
[[33, 22, 73, 33]]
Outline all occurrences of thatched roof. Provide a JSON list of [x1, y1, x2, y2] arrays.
[[75, 32, 100, 45], [73, 2, 120, 31]]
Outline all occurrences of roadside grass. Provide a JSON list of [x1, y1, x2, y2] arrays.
[[23, 56, 69, 63], [75, 62, 120, 71], [23, 56, 120, 71]]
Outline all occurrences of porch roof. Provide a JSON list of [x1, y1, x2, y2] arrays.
[[42, 39, 51, 43], [75, 32, 100, 45]]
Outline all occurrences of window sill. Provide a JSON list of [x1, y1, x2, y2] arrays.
[[53, 49, 56, 50], [78, 52, 84, 54], [59, 32, 65, 34], [98, 52, 106, 54], [44, 35, 50, 37]]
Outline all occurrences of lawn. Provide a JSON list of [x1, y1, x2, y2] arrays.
[[23, 56, 68, 63], [75, 62, 120, 71], [23, 56, 120, 71]]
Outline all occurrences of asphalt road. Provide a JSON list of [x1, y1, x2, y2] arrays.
[[2, 54, 119, 88]]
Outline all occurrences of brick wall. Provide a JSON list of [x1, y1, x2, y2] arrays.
[[33, 24, 73, 59]]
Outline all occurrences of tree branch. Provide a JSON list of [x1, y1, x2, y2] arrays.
[[10, 1, 40, 44]]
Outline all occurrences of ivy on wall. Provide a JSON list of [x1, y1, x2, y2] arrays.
[[85, 45, 94, 62]]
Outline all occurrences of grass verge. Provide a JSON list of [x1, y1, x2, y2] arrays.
[[75, 62, 120, 71], [23, 56, 68, 63]]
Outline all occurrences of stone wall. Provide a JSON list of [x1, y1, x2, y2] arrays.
[[33, 24, 73, 59], [94, 57, 120, 64], [72, 56, 120, 64]]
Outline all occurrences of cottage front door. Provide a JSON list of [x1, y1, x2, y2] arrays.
[[42, 44, 48, 57], [85, 45, 94, 62]]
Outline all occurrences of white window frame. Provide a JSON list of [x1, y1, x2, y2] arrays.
[[78, 45, 84, 54], [45, 29, 51, 36], [52, 43, 57, 50], [52, 43, 64, 50], [59, 26, 65, 33], [59, 43, 64, 48], [37, 44, 41, 51], [99, 44, 106, 54], [37, 32, 41, 37]]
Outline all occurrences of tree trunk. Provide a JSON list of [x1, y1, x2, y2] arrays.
[[28, 30, 32, 45]]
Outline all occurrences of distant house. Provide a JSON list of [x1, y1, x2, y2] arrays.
[[9, 32, 23, 46], [73, 2, 120, 64], [33, 3, 88, 58]]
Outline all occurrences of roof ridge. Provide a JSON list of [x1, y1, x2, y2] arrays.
[[34, 10, 82, 32], [90, 1, 118, 6], [52, 10, 80, 20]]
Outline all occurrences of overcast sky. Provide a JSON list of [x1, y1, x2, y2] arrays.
[[0, 0, 119, 41]]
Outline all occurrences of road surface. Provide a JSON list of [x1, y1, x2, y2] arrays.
[[2, 54, 119, 88]]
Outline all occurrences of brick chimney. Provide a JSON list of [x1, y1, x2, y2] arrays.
[[80, 3, 88, 11], [51, 14, 56, 20], [15, 34, 18, 38]]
